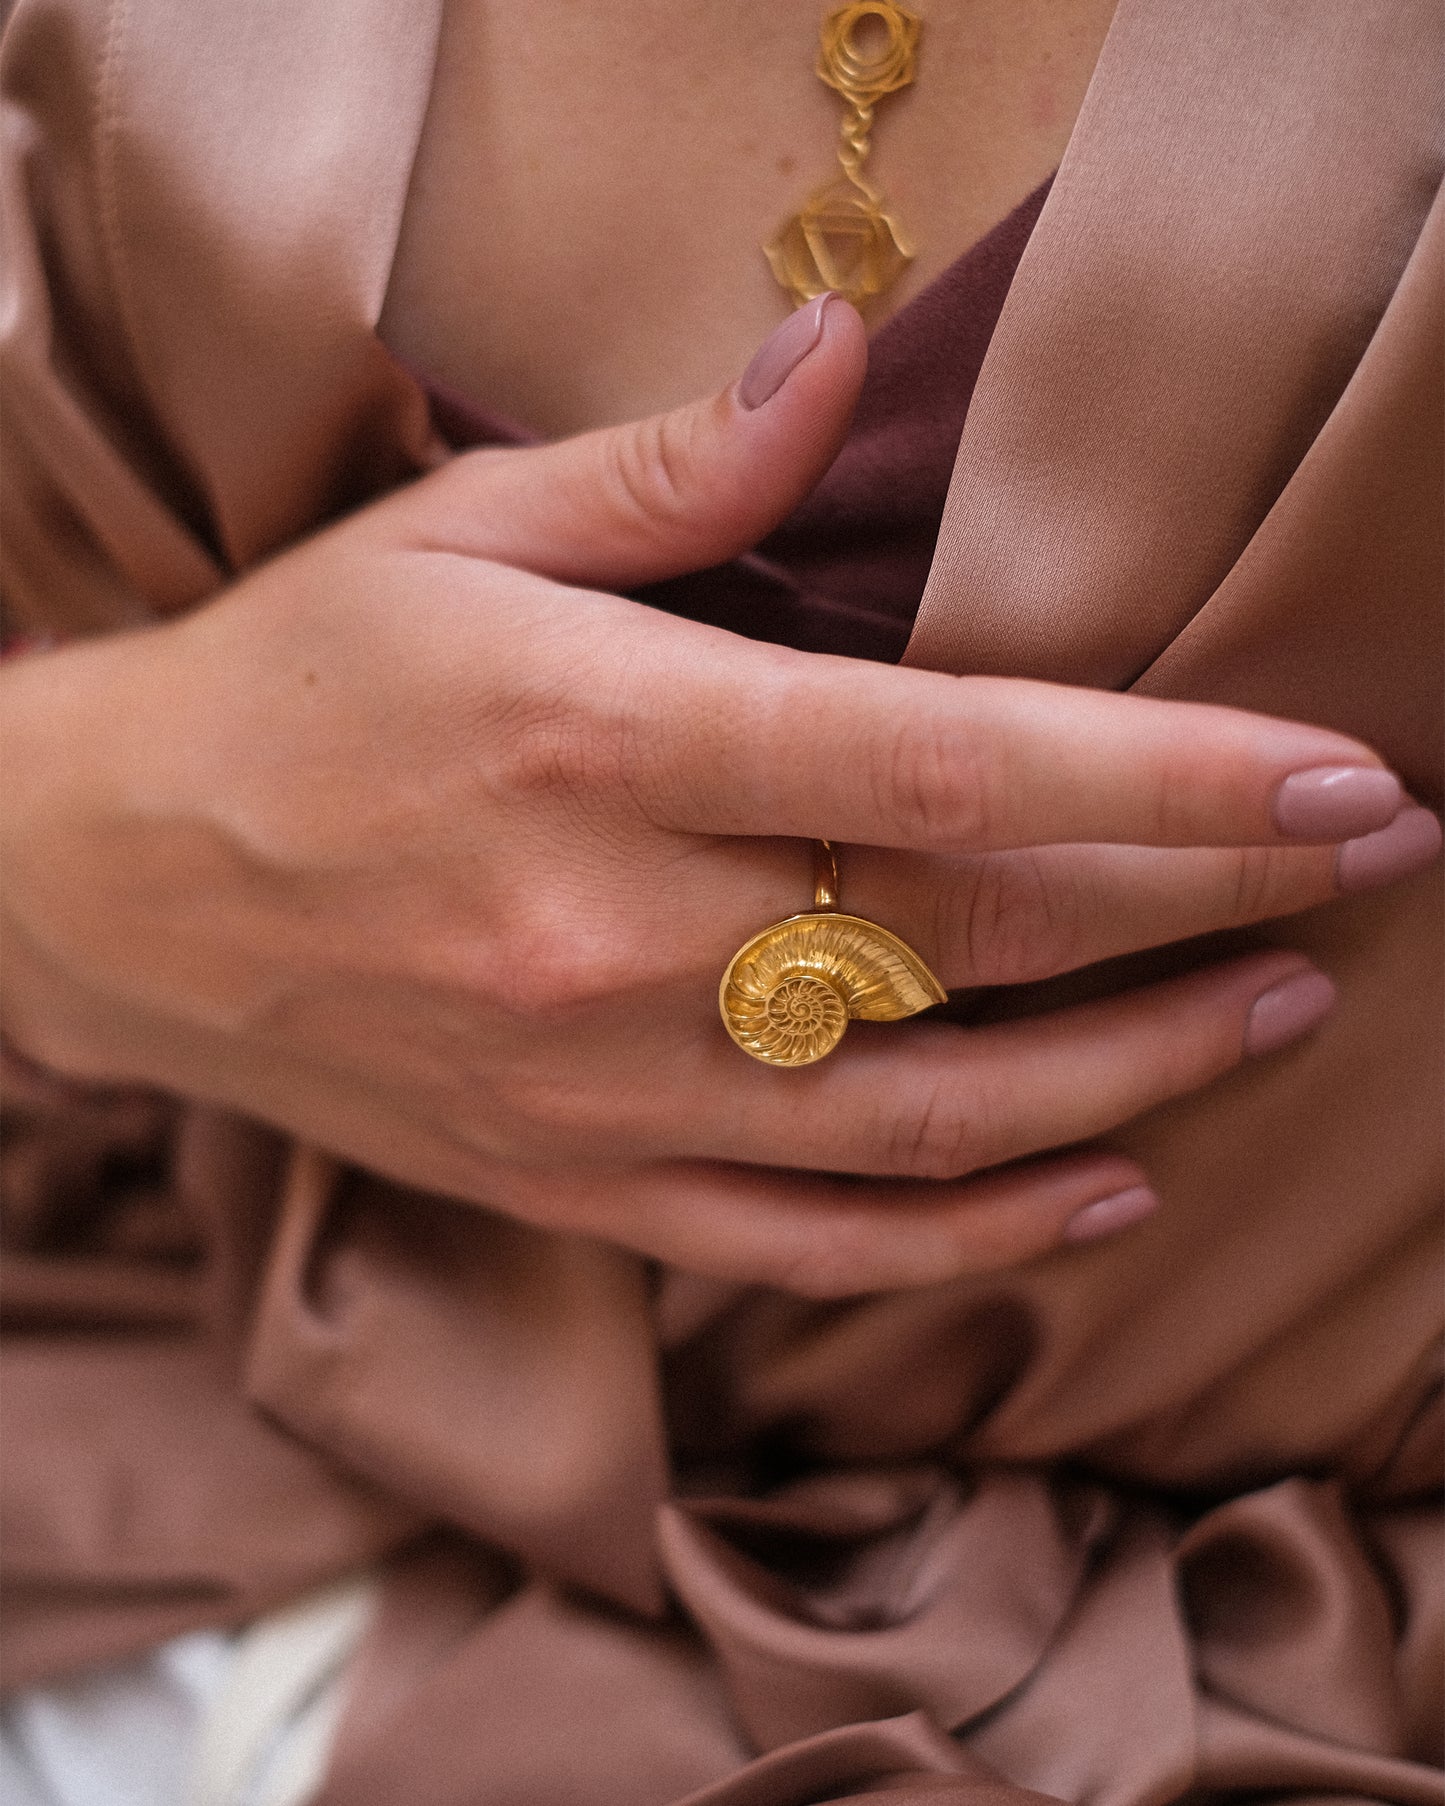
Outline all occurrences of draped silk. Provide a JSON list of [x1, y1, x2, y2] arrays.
[[1, 1, 1442, 1801]]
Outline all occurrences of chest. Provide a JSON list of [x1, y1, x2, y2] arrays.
[[379, 0, 1116, 436]]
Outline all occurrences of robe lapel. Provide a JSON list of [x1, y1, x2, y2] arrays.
[[1134, 190, 1444, 797], [99, 0, 444, 571], [904, 0, 1444, 688]]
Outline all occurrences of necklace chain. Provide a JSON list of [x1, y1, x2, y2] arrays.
[[765, 2, 922, 310]]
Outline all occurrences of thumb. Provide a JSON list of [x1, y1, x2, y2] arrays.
[[397, 293, 868, 589]]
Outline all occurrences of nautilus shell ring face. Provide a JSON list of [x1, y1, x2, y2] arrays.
[[720, 910, 947, 1068]]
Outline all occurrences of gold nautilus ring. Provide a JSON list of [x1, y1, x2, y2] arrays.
[[719, 842, 946, 1067]]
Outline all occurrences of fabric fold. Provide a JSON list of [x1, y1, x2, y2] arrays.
[[658, 1469, 1110, 1752], [903, 0, 1443, 689], [246, 1150, 670, 1617]]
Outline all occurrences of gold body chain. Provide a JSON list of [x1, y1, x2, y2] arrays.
[[765, 2, 922, 310]]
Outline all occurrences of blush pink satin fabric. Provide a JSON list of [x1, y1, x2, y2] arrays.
[[1, 1, 1442, 1802]]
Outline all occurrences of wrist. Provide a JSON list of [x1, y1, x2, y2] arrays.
[[0, 625, 208, 1082]]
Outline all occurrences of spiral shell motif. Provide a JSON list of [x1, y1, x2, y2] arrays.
[[720, 912, 946, 1066]]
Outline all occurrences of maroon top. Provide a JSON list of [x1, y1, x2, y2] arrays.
[[425, 179, 1050, 663]]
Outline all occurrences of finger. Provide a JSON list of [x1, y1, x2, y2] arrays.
[[629, 650, 1407, 850], [847, 805, 1443, 988], [384, 293, 869, 588], [681, 952, 1335, 1179], [496, 1148, 1157, 1298]]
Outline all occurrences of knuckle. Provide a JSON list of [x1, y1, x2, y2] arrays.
[[876, 718, 993, 851], [490, 903, 637, 1022], [948, 851, 1081, 985], [1225, 845, 1290, 923], [887, 1079, 980, 1180], [1147, 749, 1207, 845], [602, 412, 698, 543], [494, 704, 606, 804], [488, 684, 642, 826]]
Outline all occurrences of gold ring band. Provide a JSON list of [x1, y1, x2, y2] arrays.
[[719, 840, 946, 1066]]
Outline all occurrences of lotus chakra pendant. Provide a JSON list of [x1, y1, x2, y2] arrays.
[[766, 1, 921, 311]]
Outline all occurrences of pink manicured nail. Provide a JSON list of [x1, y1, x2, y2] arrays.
[[1243, 968, 1336, 1057], [1062, 1185, 1160, 1245], [1336, 804, 1442, 894], [737, 293, 835, 410], [1272, 766, 1402, 840]]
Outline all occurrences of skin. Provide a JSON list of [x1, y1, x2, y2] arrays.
[[1, 303, 1427, 1297], [381, 0, 1121, 432]]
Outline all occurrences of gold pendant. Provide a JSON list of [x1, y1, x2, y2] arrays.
[[766, 2, 922, 311], [720, 843, 946, 1067]]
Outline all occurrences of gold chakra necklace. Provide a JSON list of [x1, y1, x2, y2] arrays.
[[766, 1, 922, 311]]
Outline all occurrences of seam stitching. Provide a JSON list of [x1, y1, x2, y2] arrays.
[[93, 0, 146, 405]]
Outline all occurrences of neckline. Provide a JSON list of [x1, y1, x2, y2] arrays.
[[372, 0, 1140, 444], [399, 174, 1056, 452], [862, 173, 1055, 356]]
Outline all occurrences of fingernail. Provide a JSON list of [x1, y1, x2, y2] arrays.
[[1243, 968, 1336, 1057], [1336, 804, 1442, 894], [1273, 766, 1402, 839], [737, 293, 835, 410], [1062, 1185, 1160, 1245]]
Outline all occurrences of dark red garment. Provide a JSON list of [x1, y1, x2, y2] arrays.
[[422, 181, 1052, 664]]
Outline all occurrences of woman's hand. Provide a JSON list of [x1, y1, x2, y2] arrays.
[[3, 297, 1437, 1295]]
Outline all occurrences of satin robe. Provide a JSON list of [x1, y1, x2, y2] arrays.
[[1, 0, 1441, 1800]]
